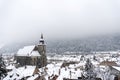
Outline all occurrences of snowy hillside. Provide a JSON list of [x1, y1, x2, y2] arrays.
[[1, 34, 120, 54]]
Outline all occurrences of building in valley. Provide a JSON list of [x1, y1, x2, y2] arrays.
[[15, 34, 47, 68]]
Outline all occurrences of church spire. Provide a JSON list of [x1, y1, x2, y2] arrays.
[[41, 33, 43, 39], [39, 33, 44, 44]]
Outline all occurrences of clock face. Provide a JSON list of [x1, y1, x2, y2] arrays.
[[38, 45, 46, 52]]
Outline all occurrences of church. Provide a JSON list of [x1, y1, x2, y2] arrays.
[[15, 34, 47, 68]]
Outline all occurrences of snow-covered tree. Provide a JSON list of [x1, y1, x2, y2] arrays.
[[0, 55, 5, 67], [85, 59, 93, 71], [93, 55, 97, 61], [0, 55, 7, 79], [80, 55, 85, 61], [84, 58, 96, 80]]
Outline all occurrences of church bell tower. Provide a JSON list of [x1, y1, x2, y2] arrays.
[[37, 34, 47, 67], [38, 34, 46, 54]]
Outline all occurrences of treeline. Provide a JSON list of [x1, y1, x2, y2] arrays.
[[1, 34, 120, 54], [47, 34, 120, 53]]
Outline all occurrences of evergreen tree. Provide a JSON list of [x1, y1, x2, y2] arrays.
[[93, 55, 97, 61], [80, 55, 84, 61], [84, 58, 96, 80], [0, 54, 7, 79]]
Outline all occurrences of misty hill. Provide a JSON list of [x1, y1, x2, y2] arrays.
[[47, 34, 120, 53], [0, 34, 120, 54]]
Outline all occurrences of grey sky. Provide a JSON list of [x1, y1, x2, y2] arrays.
[[0, 0, 120, 44]]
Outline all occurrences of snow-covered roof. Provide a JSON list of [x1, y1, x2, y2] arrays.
[[30, 51, 41, 56], [112, 66, 120, 71], [18, 66, 36, 77], [16, 45, 41, 56], [3, 66, 37, 80], [6, 64, 15, 70]]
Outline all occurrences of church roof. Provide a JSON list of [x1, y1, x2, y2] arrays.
[[31, 51, 41, 56], [99, 61, 118, 66], [16, 45, 41, 57]]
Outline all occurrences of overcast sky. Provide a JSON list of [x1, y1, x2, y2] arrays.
[[0, 0, 120, 44]]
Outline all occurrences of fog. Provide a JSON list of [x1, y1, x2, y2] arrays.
[[0, 0, 120, 44]]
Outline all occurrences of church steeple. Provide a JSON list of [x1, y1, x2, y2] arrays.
[[41, 33, 43, 39], [37, 34, 47, 67], [39, 34, 44, 45]]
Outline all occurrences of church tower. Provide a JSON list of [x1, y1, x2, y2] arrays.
[[37, 34, 47, 67], [38, 34, 46, 54]]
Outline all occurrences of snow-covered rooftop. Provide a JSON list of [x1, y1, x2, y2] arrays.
[[3, 66, 37, 80], [112, 66, 120, 71], [16, 45, 41, 56]]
